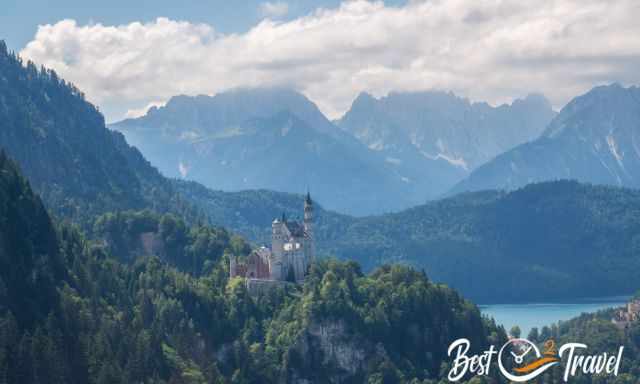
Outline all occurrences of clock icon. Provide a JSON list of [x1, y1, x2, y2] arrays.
[[511, 344, 533, 364]]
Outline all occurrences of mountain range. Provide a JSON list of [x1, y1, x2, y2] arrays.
[[112, 88, 555, 215], [451, 84, 640, 194], [337, 90, 555, 177], [112, 88, 417, 216]]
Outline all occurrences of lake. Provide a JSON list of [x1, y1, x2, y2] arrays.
[[480, 296, 630, 337]]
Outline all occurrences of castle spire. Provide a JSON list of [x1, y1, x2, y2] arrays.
[[305, 190, 312, 205]]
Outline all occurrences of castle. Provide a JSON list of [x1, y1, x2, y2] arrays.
[[612, 298, 640, 330], [229, 193, 315, 283]]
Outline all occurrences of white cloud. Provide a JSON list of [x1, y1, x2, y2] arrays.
[[19, 0, 640, 122], [124, 100, 166, 119], [260, 2, 289, 18]]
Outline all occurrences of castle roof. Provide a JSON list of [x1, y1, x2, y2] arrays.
[[284, 220, 305, 237]]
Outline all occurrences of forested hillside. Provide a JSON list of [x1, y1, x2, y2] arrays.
[[0, 154, 505, 383], [91, 209, 250, 276], [329, 181, 640, 302], [181, 179, 640, 303], [173, 179, 355, 245], [0, 150, 64, 330], [0, 41, 195, 225], [524, 306, 640, 383]]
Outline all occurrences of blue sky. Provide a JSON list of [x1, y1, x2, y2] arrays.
[[7, 1, 640, 122]]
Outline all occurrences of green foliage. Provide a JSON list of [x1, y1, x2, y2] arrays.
[[526, 308, 640, 383], [264, 260, 507, 383], [326, 181, 640, 302], [0, 152, 63, 329], [92, 209, 240, 275]]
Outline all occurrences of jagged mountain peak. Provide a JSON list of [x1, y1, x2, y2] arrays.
[[517, 93, 553, 108], [543, 83, 640, 139], [115, 86, 340, 138], [337, 88, 556, 176], [450, 83, 640, 195], [110, 87, 427, 215], [347, 91, 378, 112]]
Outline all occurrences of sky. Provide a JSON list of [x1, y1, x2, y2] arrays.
[[4, 0, 640, 123]]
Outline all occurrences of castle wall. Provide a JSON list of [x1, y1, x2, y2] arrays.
[[245, 278, 289, 295], [247, 250, 270, 279]]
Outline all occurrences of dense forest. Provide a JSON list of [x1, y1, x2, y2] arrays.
[[0, 153, 508, 383], [519, 306, 640, 383], [326, 181, 640, 302]]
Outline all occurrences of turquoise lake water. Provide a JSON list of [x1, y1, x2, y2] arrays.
[[480, 296, 630, 337]]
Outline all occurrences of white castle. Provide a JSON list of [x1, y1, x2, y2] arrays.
[[229, 193, 315, 283]]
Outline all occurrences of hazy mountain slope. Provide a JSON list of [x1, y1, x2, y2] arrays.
[[177, 111, 417, 215], [451, 84, 640, 194], [336, 90, 556, 179], [112, 88, 430, 215]]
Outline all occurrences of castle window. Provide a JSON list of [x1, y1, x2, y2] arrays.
[[295, 243, 301, 249]]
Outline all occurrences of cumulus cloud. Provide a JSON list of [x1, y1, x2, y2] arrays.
[[19, 0, 640, 122], [260, 2, 289, 18]]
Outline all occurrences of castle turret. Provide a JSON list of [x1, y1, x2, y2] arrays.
[[304, 192, 316, 263]]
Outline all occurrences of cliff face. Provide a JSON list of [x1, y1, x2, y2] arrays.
[[286, 320, 372, 383]]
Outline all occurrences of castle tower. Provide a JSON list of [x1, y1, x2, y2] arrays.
[[304, 192, 316, 264], [270, 217, 285, 280]]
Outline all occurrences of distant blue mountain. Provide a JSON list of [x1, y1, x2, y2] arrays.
[[112, 88, 554, 215], [451, 84, 640, 195], [336, 90, 555, 180], [112, 88, 425, 215]]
